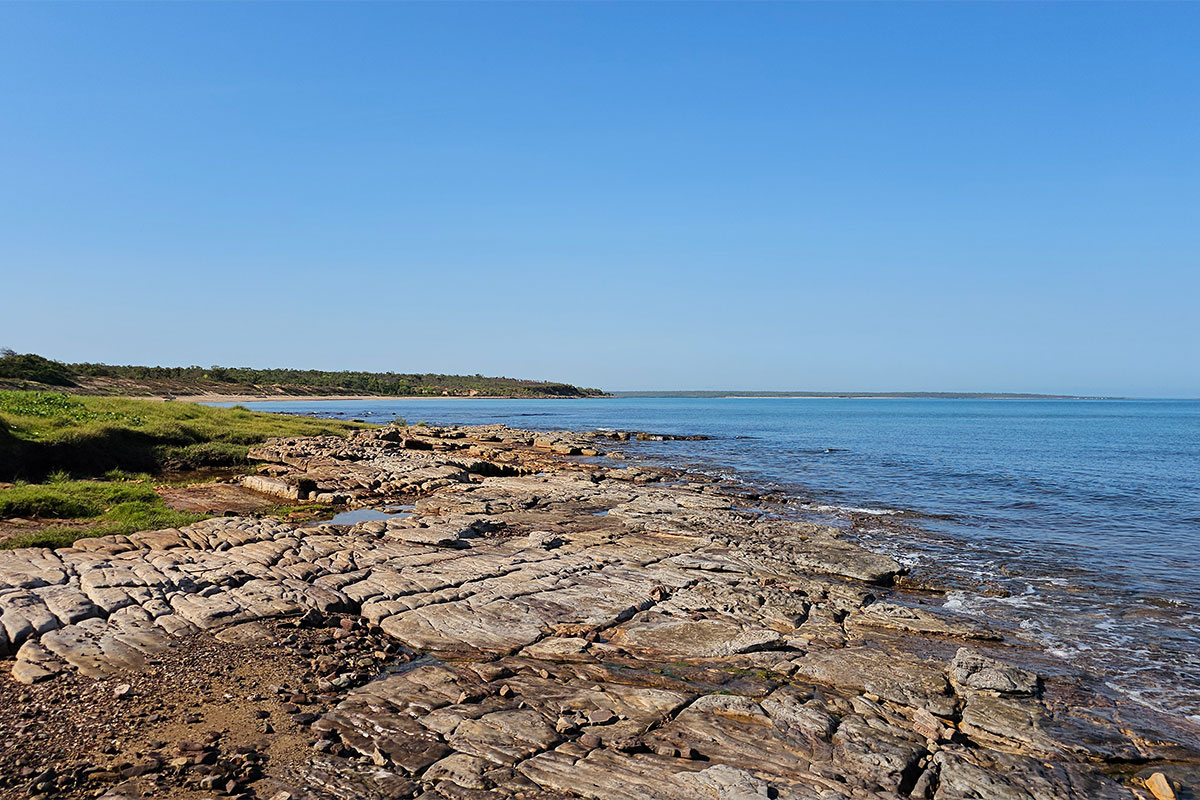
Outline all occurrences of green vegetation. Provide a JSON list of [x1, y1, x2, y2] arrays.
[[0, 392, 371, 548], [0, 351, 606, 398], [0, 349, 76, 386], [0, 475, 208, 550], [0, 390, 367, 480], [0, 474, 160, 518], [0, 348, 602, 549]]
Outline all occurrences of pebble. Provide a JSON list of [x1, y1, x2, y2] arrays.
[[1147, 772, 1177, 800]]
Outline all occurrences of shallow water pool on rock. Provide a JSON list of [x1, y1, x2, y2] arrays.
[[324, 505, 414, 526]]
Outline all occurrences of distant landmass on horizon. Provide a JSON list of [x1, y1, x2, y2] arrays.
[[611, 390, 1119, 400]]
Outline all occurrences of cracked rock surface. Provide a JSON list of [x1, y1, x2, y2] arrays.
[[1, 424, 1197, 799]]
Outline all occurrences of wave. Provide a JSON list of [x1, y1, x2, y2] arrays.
[[799, 503, 903, 516]]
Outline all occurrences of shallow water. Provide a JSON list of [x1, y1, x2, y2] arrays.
[[321, 506, 413, 526], [216, 397, 1200, 720]]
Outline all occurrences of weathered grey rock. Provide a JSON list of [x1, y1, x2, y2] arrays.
[[445, 708, 561, 765], [313, 704, 450, 772], [951, 647, 1040, 695], [609, 614, 785, 659], [264, 757, 417, 800], [423, 752, 491, 790], [756, 523, 903, 585], [933, 746, 1132, 800], [0, 422, 1189, 800], [791, 647, 956, 717], [384, 523, 473, 548], [521, 636, 591, 660], [848, 600, 1001, 640], [242, 475, 307, 501], [11, 639, 66, 683], [671, 763, 772, 799]]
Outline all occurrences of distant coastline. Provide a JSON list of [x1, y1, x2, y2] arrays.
[[200, 391, 1123, 403], [611, 390, 1121, 400], [0, 352, 606, 400], [184, 393, 593, 403]]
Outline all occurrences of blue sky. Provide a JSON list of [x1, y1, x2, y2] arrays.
[[1, 3, 1196, 396]]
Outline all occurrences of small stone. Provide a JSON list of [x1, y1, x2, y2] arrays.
[[1147, 773, 1177, 800], [579, 732, 602, 749], [113, 683, 133, 699], [86, 770, 119, 783], [912, 708, 946, 741], [611, 735, 642, 752], [588, 708, 616, 725]]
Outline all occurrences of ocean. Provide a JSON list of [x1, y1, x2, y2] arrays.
[[215, 396, 1200, 722]]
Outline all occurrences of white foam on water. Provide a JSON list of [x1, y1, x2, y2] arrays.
[[941, 590, 972, 612], [802, 503, 903, 516]]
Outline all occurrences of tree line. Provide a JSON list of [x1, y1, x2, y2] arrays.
[[0, 351, 605, 398]]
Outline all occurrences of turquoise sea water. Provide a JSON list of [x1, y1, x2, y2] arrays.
[[219, 397, 1200, 719]]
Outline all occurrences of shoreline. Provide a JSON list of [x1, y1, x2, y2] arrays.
[[180, 398, 1200, 721], [0, 423, 1195, 797], [172, 393, 605, 403], [182, 393, 1121, 403]]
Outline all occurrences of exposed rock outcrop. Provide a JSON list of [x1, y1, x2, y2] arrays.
[[1, 424, 1196, 799]]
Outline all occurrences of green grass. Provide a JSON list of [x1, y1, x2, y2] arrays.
[[0, 391, 369, 480], [0, 477, 161, 518], [0, 476, 210, 549], [0, 391, 374, 548]]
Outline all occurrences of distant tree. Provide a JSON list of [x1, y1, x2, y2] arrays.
[[0, 351, 77, 386]]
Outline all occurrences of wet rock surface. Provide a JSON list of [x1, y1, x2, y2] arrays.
[[1, 424, 1197, 799]]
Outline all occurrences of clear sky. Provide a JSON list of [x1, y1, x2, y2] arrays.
[[1, 3, 1196, 396]]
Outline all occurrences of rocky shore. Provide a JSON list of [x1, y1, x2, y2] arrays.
[[0, 424, 1196, 800]]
